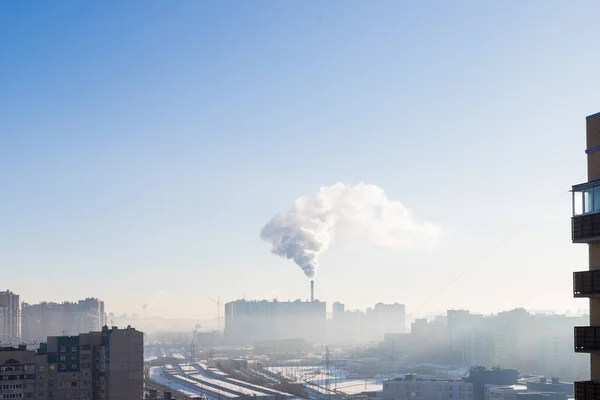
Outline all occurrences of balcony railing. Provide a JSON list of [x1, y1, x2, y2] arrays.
[[574, 270, 600, 297], [575, 327, 600, 352], [575, 381, 600, 399], [572, 213, 600, 242]]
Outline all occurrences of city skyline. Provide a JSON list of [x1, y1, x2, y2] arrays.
[[2, 1, 600, 319]]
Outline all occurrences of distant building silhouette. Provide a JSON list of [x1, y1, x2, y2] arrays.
[[21, 298, 106, 343], [224, 299, 326, 344], [0, 290, 20, 345]]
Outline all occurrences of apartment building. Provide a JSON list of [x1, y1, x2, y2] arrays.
[[21, 299, 106, 344], [0, 326, 143, 400], [0, 291, 21, 345], [571, 112, 600, 399], [0, 345, 47, 399]]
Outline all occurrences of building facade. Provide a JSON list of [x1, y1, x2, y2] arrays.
[[0, 291, 21, 345], [467, 367, 519, 400], [0, 326, 143, 400], [224, 299, 326, 344], [383, 374, 473, 400], [327, 302, 406, 345], [21, 299, 106, 344], [0, 345, 47, 399], [571, 112, 600, 399]]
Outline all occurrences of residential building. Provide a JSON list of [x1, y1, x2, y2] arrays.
[[21, 299, 106, 344], [224, 299, 326, 344], [382, 374, 473, 400], [493, 309, 535, 369], [571, 111, 600, 399], [409, 316, 447, 363], [0, 345, 47, 399], [447, 310, 495, 367], [0, 290, 20, 345], [0, 325, 143, 400], [366, 303, 406, 338]]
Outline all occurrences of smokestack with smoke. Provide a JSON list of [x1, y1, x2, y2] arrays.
[[260, 182, 440, 278], [311, 280, 314, 302]]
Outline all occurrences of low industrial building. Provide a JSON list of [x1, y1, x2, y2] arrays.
[[382, 374, 473, 400]]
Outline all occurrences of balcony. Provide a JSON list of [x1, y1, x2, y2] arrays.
[[573, 214, 600, 242], [574, 327, 600, 352], [575, 381, 600, 399], [574, 271, 600, 297], [572, 180, 600, 242]]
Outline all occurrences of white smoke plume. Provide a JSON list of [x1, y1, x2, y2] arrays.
[[260, 182, 440, 278]]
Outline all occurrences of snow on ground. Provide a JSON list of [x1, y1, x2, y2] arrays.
[[266, 366, 385, 395]]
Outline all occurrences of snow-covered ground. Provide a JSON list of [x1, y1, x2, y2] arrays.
[[266, 366, 384, 395], [149, 367, 223, 400]]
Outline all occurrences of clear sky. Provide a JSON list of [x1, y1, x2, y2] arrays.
[[1, 1, 599, 320]]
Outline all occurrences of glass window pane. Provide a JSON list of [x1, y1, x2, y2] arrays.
[[574, 191, 583, 215], [585, 188, 593, 213], [594, 187, 600, 212]]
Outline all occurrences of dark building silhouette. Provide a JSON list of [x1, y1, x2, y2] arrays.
[[466, 366, 519, 400]]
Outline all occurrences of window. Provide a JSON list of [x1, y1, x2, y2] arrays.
[[59, 356, 66, 361], [585, 187, 593, 213], [59, 347, 66, 353], [71, 346, 77, 352]]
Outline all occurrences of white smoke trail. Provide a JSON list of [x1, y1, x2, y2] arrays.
[[260, 182, 440, 278]]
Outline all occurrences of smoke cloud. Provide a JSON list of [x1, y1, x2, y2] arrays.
[[260, 182, 440, 278]]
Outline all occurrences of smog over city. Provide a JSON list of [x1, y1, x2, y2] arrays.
[[2, 1, 600, 399]]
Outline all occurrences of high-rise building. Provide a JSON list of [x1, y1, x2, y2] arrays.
[[0, 290, 20, 345], [224, 299, 326, 344], [494, 308, 535, 368], [571, 112, 600, 399], [447, 310, 495, 367], [367, 302, 406, 336], [0, 325, 143, 400], [332, 301, 345, 315], [22, 298, 106, 344]]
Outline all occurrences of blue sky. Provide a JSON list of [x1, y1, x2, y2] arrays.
[[1, 1, 599, 320]]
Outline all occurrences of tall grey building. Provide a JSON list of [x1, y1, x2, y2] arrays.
[[225, 299, 326, 344], [22, 298, 107, 344], [0, 290, 20, 344]]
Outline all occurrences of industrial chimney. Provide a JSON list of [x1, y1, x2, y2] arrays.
[[311, 280, 314, 302]]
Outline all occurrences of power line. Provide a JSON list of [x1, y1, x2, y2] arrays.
[[413, 172, 586, 314]]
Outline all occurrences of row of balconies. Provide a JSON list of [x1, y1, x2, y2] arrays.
[[572, 175, 600, 398]]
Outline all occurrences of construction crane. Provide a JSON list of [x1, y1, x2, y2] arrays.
[[205, 295, 221, 334]]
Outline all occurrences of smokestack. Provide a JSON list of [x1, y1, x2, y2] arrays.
[[311, 280, 314, 302]]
